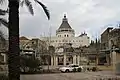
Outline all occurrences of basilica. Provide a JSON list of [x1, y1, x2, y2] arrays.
[[40, 14, 90, 66], [41, 14, 90, 48]]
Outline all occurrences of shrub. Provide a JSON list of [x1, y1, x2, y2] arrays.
[[73, 68, 76, 72], [0, 74, 8, 80], [77, 68, 82, 72], [92, 67, 97, 72]]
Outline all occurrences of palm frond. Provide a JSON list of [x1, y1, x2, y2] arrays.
[[20, 0, 24, 7], [34, 0, 50, 20], [0, 31, 6, 45], [0, 18, 8, 28], [0, 9, 8, 15], [0, 0, 4, 4], [24, 0, 34, 15]]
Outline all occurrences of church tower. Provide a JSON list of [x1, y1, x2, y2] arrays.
[[56, 14, 75, 37]]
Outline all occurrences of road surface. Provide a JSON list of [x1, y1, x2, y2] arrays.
[[20, 71, 120, 80]]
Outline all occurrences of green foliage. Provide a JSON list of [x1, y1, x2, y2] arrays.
[[0, 9, 8, 15], [73, 68, 76, 72], [0, 9, 8, 47], [20, 55, 41, 72], [92, 67, 97, 72], [77, 68, 82, 72], [20, 0, 50, 20], [0, 74, 8, 80]]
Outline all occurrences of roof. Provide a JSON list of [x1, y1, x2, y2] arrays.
[[79, 33, 87, 37], [20, 36, 29, 40], [58, 14, 72, 29]]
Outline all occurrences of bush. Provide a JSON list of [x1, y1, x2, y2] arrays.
[[77, 68, 82, 72], [87, 68, 90, 71], [73, 68, 76, 72], [0, 74, 8, 80], [20, 55, 41, 72], [92, 67, 97, 72]]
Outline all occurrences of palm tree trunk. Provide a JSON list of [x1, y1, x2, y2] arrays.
[[8, 0, 20, 80]]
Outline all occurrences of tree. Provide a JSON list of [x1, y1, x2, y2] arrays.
[[0, 9, 8, 45], [20, 55, 41, 72], [1, 0, 50, 80], [0, 9, 8, 66]]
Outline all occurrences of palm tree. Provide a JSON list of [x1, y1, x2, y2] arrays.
[[0, 9, 8, 76], [0, 9, 8, 47], [1, 0, 50, 80]]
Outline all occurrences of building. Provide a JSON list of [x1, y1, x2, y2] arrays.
[[109, 28, 120, 49], [0, 37, 8, 71], [41, 14, 90, 48], [20, 36, 49, 65], [101, 27, 113, 50], [40, 14, 90, 66], [101, 27, 120, 66]]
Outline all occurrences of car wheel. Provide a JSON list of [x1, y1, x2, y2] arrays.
[[65, 69, 69, 73]]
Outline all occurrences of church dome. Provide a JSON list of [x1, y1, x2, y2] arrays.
[[56, 14, 75, 37], [58, 14, 72, 29]]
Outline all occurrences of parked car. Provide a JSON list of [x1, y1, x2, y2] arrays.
[[59, 64, 83, 73]]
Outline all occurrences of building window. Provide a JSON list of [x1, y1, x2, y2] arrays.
[[59, 40, 61, 42], [56, 40, 57, 42], [73, 40, 74, 42], [64, 35, 66, 37]]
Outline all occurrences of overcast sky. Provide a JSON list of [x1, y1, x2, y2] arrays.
[[1, 0, 120, 40]]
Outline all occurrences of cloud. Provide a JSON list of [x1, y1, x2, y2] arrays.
[[19, 0, 120, 40]]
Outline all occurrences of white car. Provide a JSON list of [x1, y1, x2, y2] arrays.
[[59, 64, 83, 72]]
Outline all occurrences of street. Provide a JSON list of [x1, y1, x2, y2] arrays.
[[20, 71, 120, 80]]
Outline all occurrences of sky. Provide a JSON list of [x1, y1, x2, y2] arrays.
[[1, 0, 120, 40]]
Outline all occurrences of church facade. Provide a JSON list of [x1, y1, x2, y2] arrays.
[[40, 14, 90, 66], [41, 14, 90, 48]]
